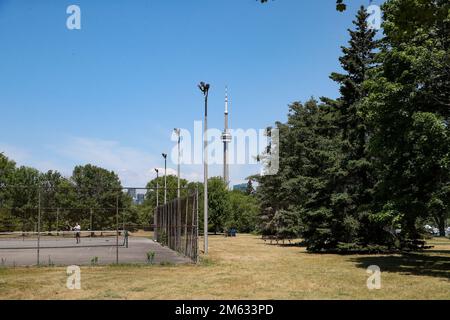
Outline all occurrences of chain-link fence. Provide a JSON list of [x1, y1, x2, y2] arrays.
[[0, 185, 198, 266], [154, 189, 199, 263]]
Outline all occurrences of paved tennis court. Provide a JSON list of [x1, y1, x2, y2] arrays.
[[0, 237, 192, 266]]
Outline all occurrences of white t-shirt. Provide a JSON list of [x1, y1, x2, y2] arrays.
[[74, 225, 81, 231]]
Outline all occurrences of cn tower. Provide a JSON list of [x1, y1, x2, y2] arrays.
[[222, 87, 232, 186]]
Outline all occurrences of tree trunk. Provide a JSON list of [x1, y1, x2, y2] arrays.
[[434, 215, 447, 237], [438, 221, 446, 237]]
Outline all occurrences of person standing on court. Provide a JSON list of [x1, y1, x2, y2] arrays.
[[74, 223, 81, 244]]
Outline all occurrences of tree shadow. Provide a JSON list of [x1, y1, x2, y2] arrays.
[[351, 250, 450, 280]]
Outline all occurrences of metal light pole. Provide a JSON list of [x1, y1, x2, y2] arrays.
[[37, 188, 41, 266], [162, 153, 167, 204], [174, 128, 181, 250], [198, 81, 210, 255], [116, 193, 119, 264], [174, 128, 181, 199], [154, 168, 159, 241], [154, 168, 159, 208]]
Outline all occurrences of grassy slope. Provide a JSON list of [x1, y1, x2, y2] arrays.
[[0, 235, 449, 299]]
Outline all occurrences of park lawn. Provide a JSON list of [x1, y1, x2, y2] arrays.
[[0, 234, 449, 299]]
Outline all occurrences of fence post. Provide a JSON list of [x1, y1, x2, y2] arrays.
[[56, 207, 59, 236], [90, 208, 93, 233], [177, 190, 181, 252], [196, 188, 199, 263], [184, 194, 189, 256], [153, 206, 158, 241]]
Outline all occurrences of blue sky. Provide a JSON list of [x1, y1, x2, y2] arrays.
[[0, 0, 382, 187]]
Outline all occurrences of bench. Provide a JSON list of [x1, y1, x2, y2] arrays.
[[262, 235, 295, 245]]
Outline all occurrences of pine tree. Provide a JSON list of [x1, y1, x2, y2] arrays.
[[328, 6, 378, 246], [289, 100, 343, 250], [256, 99, 342, 248], [246, 179, 255, 195], [273, 209, 300, 242]]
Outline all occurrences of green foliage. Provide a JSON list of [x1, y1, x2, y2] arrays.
[[324, 6, 378, 248], [363, 0, 450, 239], [245, 179, 255, 195], [256, 98, 342, 245], [273, 209, 300, 240], [69, 164, 132, 230], [207, 177, 231, 234], [227, 190, 259, 233], [336, 0, 347, 12], [146, 251, 156, 265], [0, 158, 140, 232], [90, 256, 99, 266], [0, 153, 15, 206], [255, 2, 450, 252], [141, 175, 189, 225]]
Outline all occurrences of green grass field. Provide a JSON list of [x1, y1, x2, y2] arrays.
[[0, 234, 449, 299]]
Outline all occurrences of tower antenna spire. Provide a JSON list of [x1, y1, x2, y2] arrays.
[[222, 86, 231, 187]]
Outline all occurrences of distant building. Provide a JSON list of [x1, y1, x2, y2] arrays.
[[233, 184, 247, 192], [136, 194, 145, 205], [127, 188, 137, 199]]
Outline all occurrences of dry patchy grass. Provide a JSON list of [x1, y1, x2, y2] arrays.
[[0, 234, 449, 299]]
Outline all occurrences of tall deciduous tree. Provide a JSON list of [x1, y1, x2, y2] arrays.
[[207, 177, 231, 234], [0, 153, 16, 206], [142, 175, 189, 224], [363, 0, 450, 239], [0, 153, 16, 230], [70, 164, 128, 229], [227, 190, 259, 233]]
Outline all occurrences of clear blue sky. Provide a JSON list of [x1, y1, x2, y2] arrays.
[[0, 0, 382, 187]]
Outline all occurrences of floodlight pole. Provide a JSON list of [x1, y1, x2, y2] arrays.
[[154, 168, 159, 241], [155, 168, 159, 208], [174, 128, 181, 199], [174, 128, 181, 251], [37, 188, 41, 266], [162, 153, 167, 204], [198, 82, 210, 255], [116, 193, 119, 264]]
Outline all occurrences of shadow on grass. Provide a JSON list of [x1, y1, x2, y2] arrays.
[[351, 250, 450, 280]]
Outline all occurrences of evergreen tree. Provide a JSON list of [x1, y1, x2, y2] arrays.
[[273, 209, 300, 241], [256, 99, 342, 249], [287, 99, 342, 250], [245, 179, 255, 195], [254, 121, 290, 236], [328, 6, 378, 247]]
